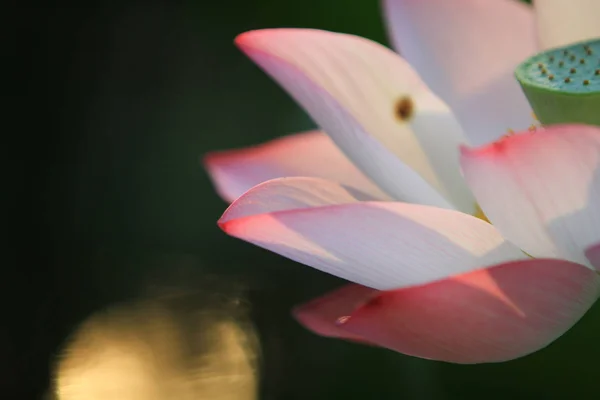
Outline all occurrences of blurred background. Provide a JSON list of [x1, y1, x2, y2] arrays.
[[9, 0, 600, 398]]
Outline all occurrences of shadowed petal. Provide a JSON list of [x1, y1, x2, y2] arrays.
[[293, 284, 378, 341], [203, 130, 389, 202], [338, 259, 600, 363], [461, 125, 600, 266], [383, 0, 536, 145], [534, 0, 600, 49], [585, 243, 600, 271], [220, 178, 526, 290], [236, 28, 475, 212]]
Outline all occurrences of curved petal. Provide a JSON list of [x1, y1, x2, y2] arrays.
[[461, 125, 600, 267], [534, 0, 600, 49], [383, 0, 537, 146], [220, 177, 372, 223], [220, 177, 526, 290], [293, 284, 378, 341], [203, 130, 389, 202], [236, 28, 475, 213], [338, 259, 600, 363], [585, 243, 600, 271]]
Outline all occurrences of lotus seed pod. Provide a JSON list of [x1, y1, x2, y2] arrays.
[[515, 38, 600, 126]]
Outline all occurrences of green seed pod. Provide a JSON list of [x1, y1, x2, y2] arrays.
[[515, 38, 600, 126]]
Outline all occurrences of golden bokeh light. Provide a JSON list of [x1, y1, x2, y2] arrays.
[[53, 297, 258, 400]]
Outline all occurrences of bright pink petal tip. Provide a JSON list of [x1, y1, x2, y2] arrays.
[[460, 129, 530, 159], [234, 30, 258, 47], [293, 284, 379, 342], [460, 124, 597, 159], [337, 259, 600, 364], [458, 126, 540, 160]]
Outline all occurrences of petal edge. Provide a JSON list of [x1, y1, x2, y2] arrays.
[[339, 258, 600, 363]]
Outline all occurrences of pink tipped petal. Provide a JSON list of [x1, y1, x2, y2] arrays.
[[585, 243, 600, 271], [203, 130, 389, 203], [236, 29, 475, 213], [220, 179, 526, 290], [534, 0, 600, 49], [383, 0, 536, 145], [338, 259, 600, 363], [219, 177, 371, 224], [293, 284, 379, 341], [461, 125, 600, 266]]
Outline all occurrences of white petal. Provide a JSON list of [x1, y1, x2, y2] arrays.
[[384, 0, 537, 145], [220, 177, 526, 290], [534, 0, 600, 49], [461, 125, 600, 267], [220, 177, 372, 223], [203, 130, 390, 202], [236, 29, 475, 213]]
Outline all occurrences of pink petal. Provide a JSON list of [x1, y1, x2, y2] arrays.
[[383, 0, 537, 145], [220, 178, 526, 290], [461, 125, 600, 267], [534, 0, 600, 49], [338, 259, 600, 363], [220, 177, 368, 224], [585, 243, 600, 271], [236, 28, 475, 213], [293, 284, 378, 342], [203, 130, 389, 202]]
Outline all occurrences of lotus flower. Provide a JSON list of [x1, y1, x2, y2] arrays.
[[204, 0, 600, 363]]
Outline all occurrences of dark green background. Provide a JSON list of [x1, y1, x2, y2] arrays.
[[11, 0, 599, 398]]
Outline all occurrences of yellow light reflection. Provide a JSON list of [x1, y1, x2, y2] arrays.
[[54, 299, 258, 400]]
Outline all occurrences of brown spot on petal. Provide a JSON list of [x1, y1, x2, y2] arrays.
[[394, 96, 415, 122]]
